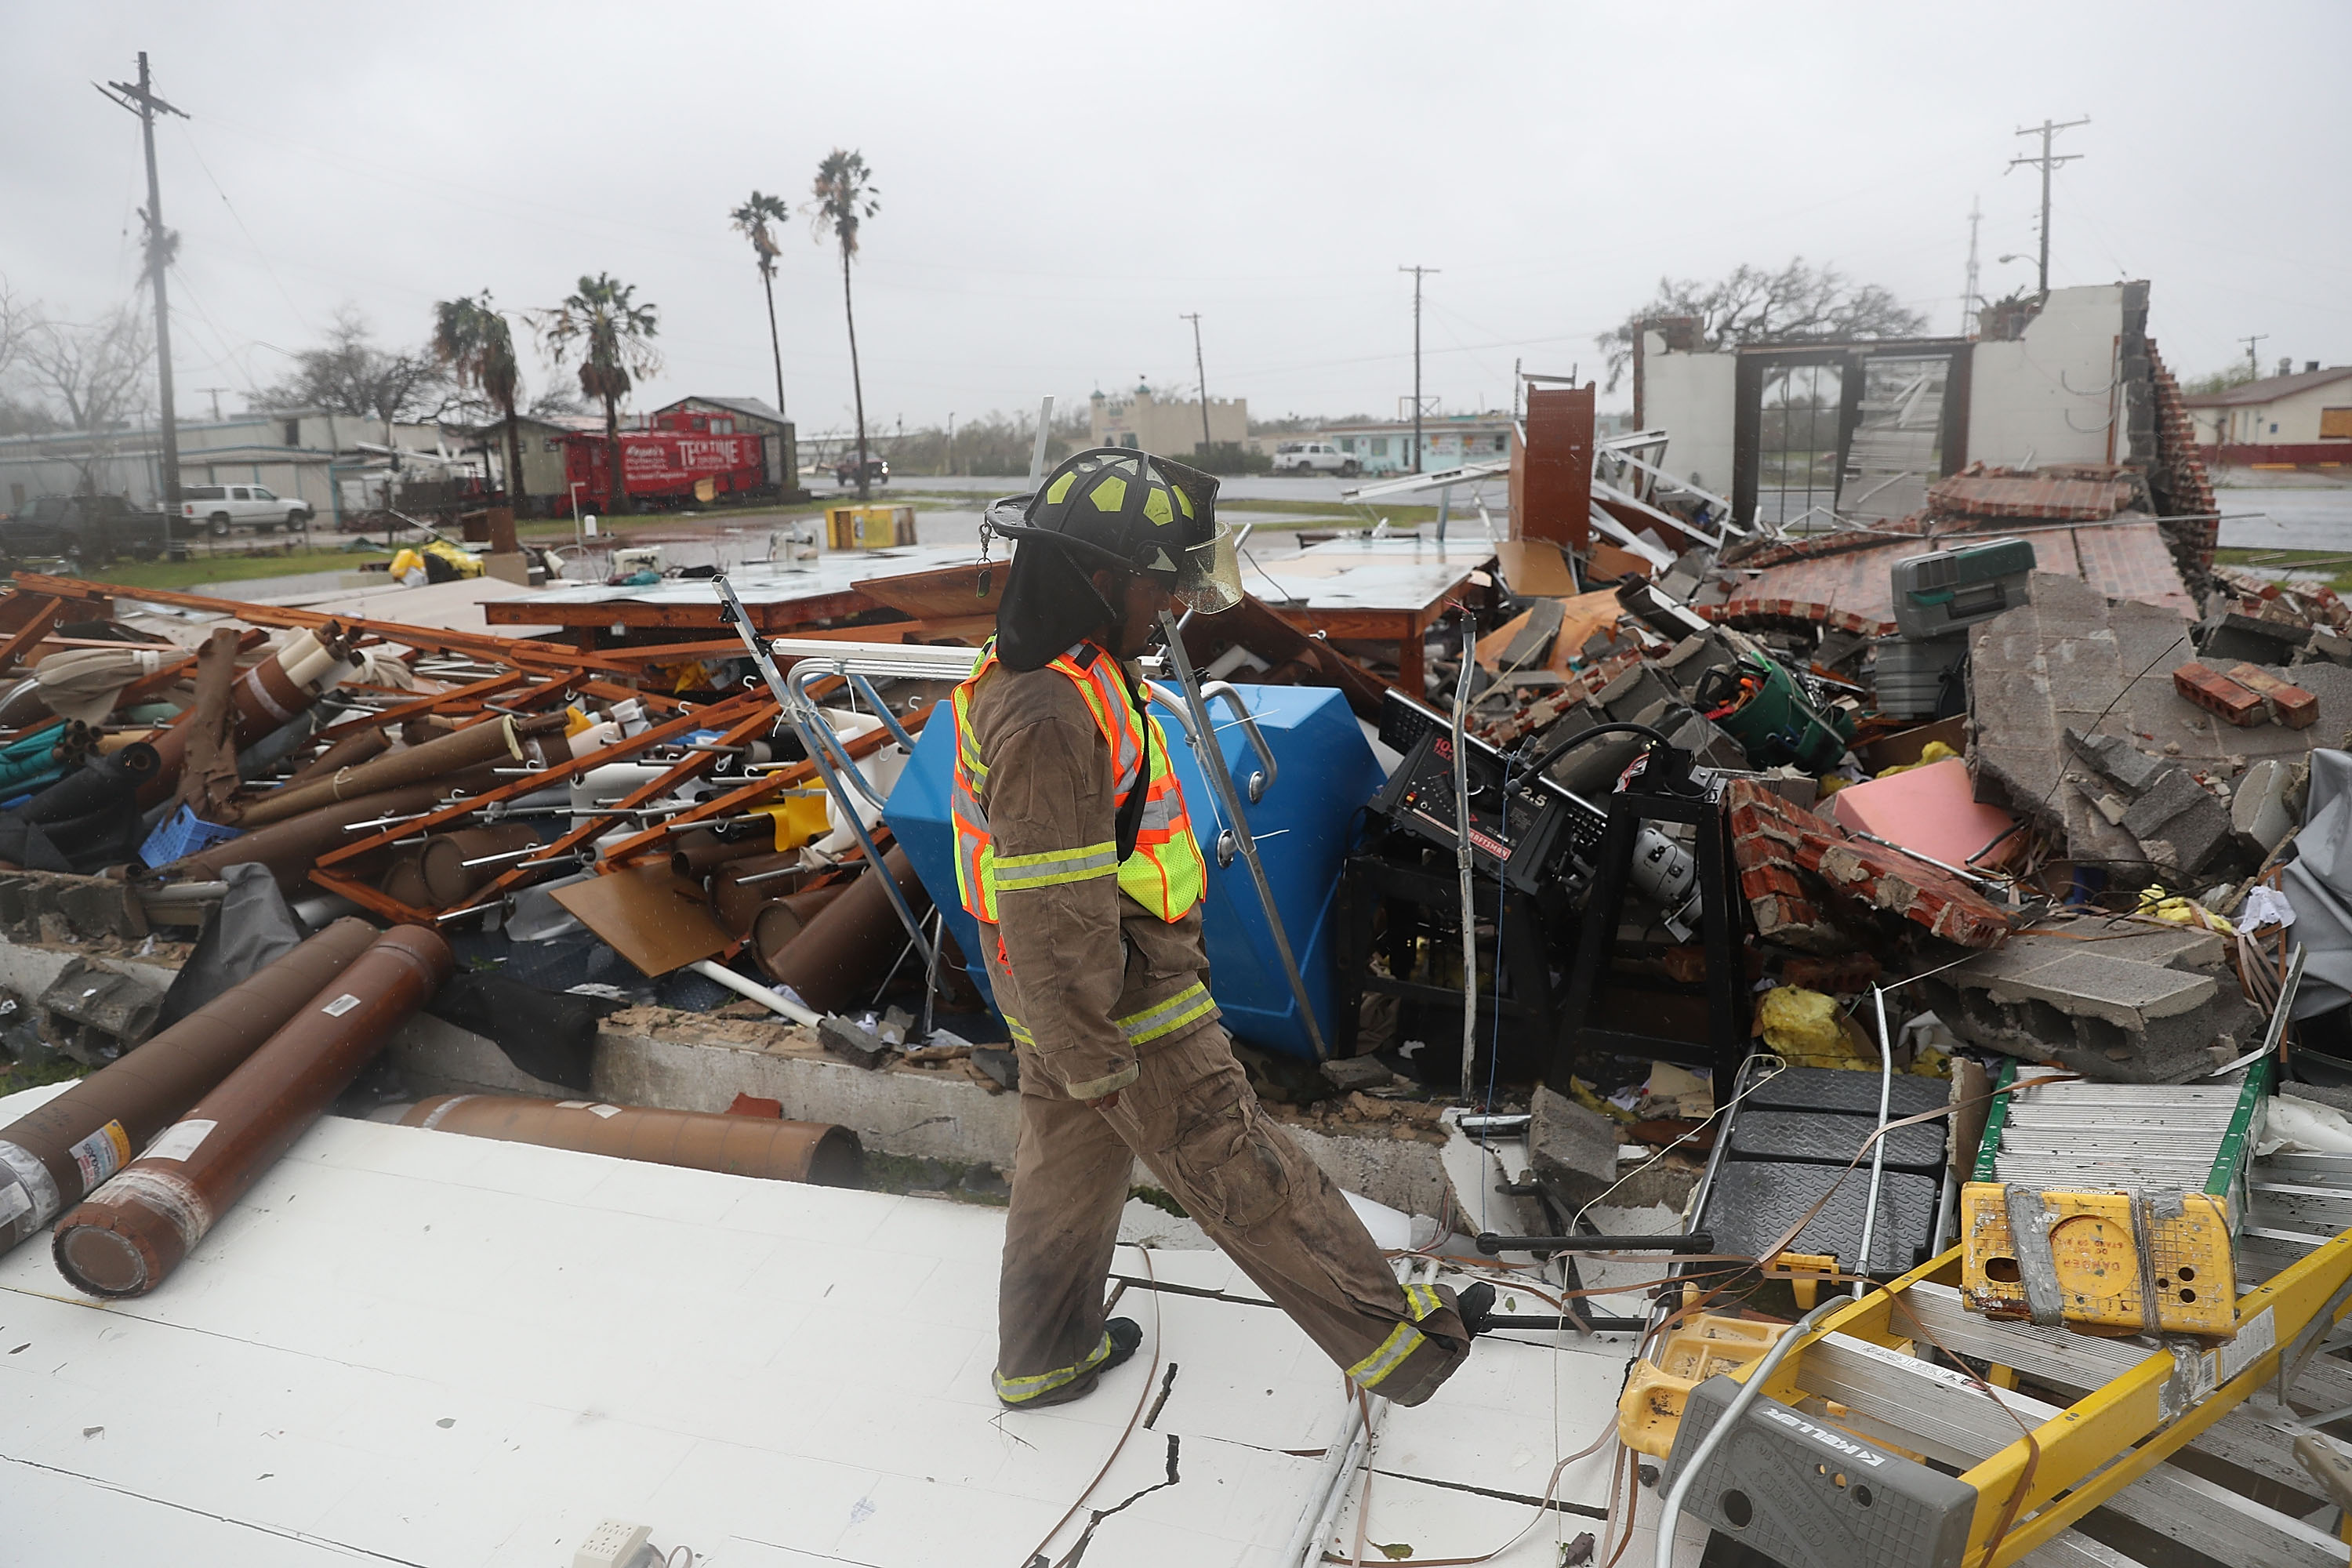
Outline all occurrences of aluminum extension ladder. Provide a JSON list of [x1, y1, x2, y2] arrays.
[[1661, 1219, 2352, 1568]]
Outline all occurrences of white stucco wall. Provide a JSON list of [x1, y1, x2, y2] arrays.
[[1639, 331, 1738, 494], [1964, 284, 2127, 468]]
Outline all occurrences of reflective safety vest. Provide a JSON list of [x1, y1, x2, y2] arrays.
[[950, 639, 1206, 925]]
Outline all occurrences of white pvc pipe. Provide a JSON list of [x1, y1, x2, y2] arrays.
[[688, 960, 821, 1029]]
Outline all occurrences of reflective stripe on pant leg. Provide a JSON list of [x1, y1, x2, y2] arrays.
[[1348, 1283, 1446, 1391], [1115, 981, 1217, 1046], [994, 1330, 1113, 1404], [1004, 1012, 1036, 1050]]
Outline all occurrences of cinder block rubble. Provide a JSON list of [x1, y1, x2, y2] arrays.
[[1530, 1083, 1618, 1206], [1913, 924, 2262, 1083]]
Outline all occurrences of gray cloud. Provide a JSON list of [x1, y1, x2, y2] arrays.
[[5, 0, 2347, 438]]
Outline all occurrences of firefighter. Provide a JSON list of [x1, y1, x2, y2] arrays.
[[957, 448, 1493, 1411]]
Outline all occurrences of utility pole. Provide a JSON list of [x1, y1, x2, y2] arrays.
[[199, 387, 226, 423], [1960, 197, 1983, 337], [1399, 264, 1439, 472], [97, 53, 188, 521], [1180, 312, 1212, 456], [2006, 117, 2089, 296], [2241, 335, 2268, 379], [945, 412, 954, 477]]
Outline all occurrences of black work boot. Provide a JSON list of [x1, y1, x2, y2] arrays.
[[1000, 1318, 1144, 1410], [1455, 1281, 1497, 1338]]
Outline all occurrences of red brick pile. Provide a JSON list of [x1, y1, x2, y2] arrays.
[[1725, 779, 2014, 951], [1926, 466, 2140, 522]]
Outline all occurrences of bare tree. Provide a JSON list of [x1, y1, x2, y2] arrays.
[[19, 306, 155, 493], [0, 276, 31, 384], [1597, 259, 1929, 390], [255, 307, 448, 426]]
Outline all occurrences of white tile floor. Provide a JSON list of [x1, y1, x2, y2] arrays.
[[0, 1082, 1642, 1566]]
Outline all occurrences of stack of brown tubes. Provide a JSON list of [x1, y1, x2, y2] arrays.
[[234, 712, 563, 827], [0, 917, 381, 1254], [756, 844, 931, 1014], [51, 924, 454, 1299], [401, 1095, 862, 1188]]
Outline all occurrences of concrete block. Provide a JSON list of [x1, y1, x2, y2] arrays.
[[2227, 662, 2319, 729], [2298, 630, 2352, 668], [2172, 661, 2269, 728], [1983, 950, 2217, 1031], [2063, 727, 2167, 795], [2120, 766, 2235, 877], [819, 1015, 893, 1069], [1322, 1054, 1395, 1091], [1530, 1083, 1617, 1205], [2232, 757, 2300, 855], [1597, 662, 1675, 724], [1918, 923, 2259, 1083], [2201, 610, 2310, 665]]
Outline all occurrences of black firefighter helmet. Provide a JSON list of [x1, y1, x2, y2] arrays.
[[982, 448, 1243, 669]]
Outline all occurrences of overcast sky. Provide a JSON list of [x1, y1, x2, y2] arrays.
[[4, 1, 2347, 441]]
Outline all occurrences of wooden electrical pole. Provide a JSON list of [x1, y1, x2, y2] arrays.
[[1180, 312, 1211, 456], [2006, 117, 2089, 296], [1399, 265, 1439, 472], [97, 53, 189, 522]]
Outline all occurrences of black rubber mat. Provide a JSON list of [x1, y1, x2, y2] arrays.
[[1745, 1064, 1947, 1119], [1700, 1160, 1941, 1276], [1729, 1109, 1946, 1173]]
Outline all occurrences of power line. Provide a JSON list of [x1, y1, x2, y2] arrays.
[[2005, 116, 2089, 296]]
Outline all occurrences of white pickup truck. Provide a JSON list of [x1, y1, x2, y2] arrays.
[[1270, 441, 1359, 477], [180, 483, 315, 536]]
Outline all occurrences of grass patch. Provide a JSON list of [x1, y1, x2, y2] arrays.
[[70, 546, 376, 592], [0, 1058, 85, 1098], [2213, 546, 2352, 592], [1220, 496, 1442, 524]]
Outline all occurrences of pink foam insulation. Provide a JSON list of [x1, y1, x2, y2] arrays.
[[1827, 757, 2018, 870]]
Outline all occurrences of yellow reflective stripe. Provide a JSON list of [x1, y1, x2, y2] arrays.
[[994, 1330, 1112, 1403], [1116, 982, 1217, 1045], [993, 842, 1119, 891], [1403, 1283, 1443, 1322], [1004, 1013, 1036, 1048], [1348, 1320, 1426, 1389]]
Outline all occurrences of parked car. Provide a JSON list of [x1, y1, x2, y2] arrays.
[[180, 482, 314, 535], [1271, 441, 1359, 477], [0, 495, 174, 562], [833, 455, 890, 488]]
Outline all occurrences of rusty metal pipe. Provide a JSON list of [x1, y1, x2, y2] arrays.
[[757, 846, 930, 1013], [236, 712, 561, 827], [138, 623, 356, 806], [153, 768, 499, 895], [670, 829, 779, 879], [709, 852, 811, 935], [283, 725, 390, 787], [749, 883, 847, 960], [380, 824, 543, 909], [0, 917, 382, 1255], [52, 925, 454, 1298], [399, 1094, 862, 1187]]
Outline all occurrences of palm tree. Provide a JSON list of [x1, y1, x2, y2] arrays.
[[730, 191, 791, 426], [536, 274, 659, 514], [808, 150, 880, 501], [431, 292, 524, 518]]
